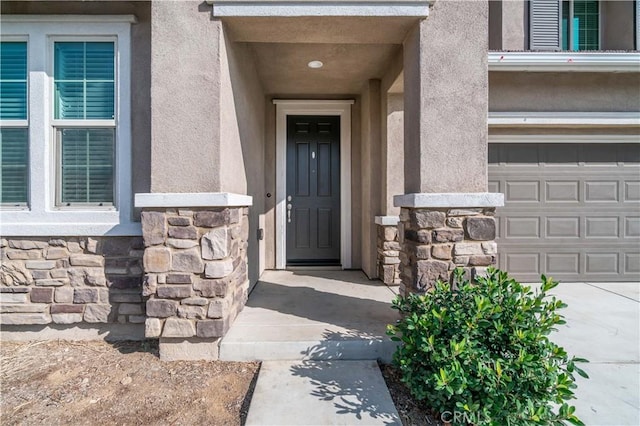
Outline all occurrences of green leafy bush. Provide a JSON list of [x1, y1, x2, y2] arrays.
[[387, 268, 588, 426]]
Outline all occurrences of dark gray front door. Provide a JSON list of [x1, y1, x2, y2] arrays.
[[286, 115, 341, 265]]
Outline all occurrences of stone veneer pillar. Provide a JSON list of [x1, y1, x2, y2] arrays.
[[393, 193, 504, 296], [375, 216, 401, 286], [135, 193, 252, 361]]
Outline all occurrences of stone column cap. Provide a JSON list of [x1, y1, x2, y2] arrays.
[[374, 216, 400, 226], [135, 192, 253, 208], [394, 193, 504, 208]]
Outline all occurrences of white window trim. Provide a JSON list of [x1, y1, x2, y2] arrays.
[[0, 17, 138, 236], [489, 134, 640, 144], [488, 112, 640, 127], [273, 99, 353, 270], [488, 52, 640, 72]]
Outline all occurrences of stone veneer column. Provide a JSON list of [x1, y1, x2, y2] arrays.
[[375, 216, 401, 286], [135, 193, 252, 361], [394, 194, 504, 296]]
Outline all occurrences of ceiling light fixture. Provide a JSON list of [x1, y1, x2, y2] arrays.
[[307, 60, 323, 69]]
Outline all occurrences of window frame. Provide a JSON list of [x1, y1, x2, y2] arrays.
[[0, 36, 30, 208], [0, 16, 138, 236], [562, 0, 602, 51], [50, 36, 118, 208]]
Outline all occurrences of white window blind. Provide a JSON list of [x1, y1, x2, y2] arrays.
[[0, 41, 28, 205], [54, 41, 115, 205]]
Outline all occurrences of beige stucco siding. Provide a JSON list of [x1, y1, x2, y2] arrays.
[[360, 80, 383, 278], [150, 1, 222, 193], [403, 1, 489, 194], [490, 72, 640, 112], [219, 27, 267, 284]]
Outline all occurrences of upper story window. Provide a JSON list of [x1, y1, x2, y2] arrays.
[[562, 1, 599, 50], [530, 0, 602, 51], [0, 16, 137, 236]]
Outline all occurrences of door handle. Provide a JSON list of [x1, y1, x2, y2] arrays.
[[287, 203, 292, 223]]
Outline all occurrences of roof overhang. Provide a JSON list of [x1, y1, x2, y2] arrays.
[[489, 52, 640, 72], [207, 1, 430, 17]]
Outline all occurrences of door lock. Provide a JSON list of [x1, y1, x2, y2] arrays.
[[287, 203, 292, 223]]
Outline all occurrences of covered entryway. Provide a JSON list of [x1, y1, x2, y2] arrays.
[[275, 101, 354, 270], [489, 142, 640, 282]]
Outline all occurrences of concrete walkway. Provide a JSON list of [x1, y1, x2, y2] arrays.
[[222, 270, 401, 425], [225, 272, 639, 425], [550, 281, 639, 426], [245, 360, 401, 426], [219, 270, 399, 362]]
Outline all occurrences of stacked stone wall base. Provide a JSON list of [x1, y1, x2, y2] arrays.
[[376, 224, 401, 286], [398, 207, 498, 296], [1, 236, 144, 328], [140, 207, 249, 360]]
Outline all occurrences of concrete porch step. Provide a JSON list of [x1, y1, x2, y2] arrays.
[[245, 360, 401, 426], [219, 270, 400, 362]]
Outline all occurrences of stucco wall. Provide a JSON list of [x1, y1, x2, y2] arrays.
[[360, 80, 382, 279], [384, 94, 404, 214], [500, 0, 527, 51], [150, 1, 221, 193], [403, 2, 488, 194], [218, 27, 266, 286], [490, 72, 640, 112], [602, 1, 636, 50]]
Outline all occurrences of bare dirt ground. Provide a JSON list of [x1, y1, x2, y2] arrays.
[[0, 340, 259, 426], [1, 339, 440, 426]]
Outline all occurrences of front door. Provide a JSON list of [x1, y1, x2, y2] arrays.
[[286, 115, 341, 265]]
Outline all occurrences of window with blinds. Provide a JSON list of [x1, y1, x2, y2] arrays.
[[53, 41, 115, 206], [0, 41, 29, 206], [530, 0, 600, 51]]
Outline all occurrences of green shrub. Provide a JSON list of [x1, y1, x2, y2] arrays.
[[387, 268, 588, 426]]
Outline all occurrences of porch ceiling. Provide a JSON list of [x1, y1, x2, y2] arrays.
[[224, 16, 413, 95], [249, 42, 401, 94]]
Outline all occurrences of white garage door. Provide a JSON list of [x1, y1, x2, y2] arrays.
[[489, 142, 640, 282]]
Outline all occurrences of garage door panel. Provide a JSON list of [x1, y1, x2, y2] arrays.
[[624, 181, 640, 201], [585, 253, 619, 274], [490, 142, 640, 282], [625, 254, 640, 274], [585, 217, 619, 238], [547, 253, 580, 274], [506, 181, 539, 202], [625, 217, 640, 238], [585, 181, 619, 202], [546, 181, 580, 202], [506, 253, 540, 274], [546, 217, 580, 238], [506, 217, 540, 238]]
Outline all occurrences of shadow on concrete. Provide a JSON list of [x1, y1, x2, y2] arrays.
[[289, 332, 401, 425], [245, 271, 398, 338]]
